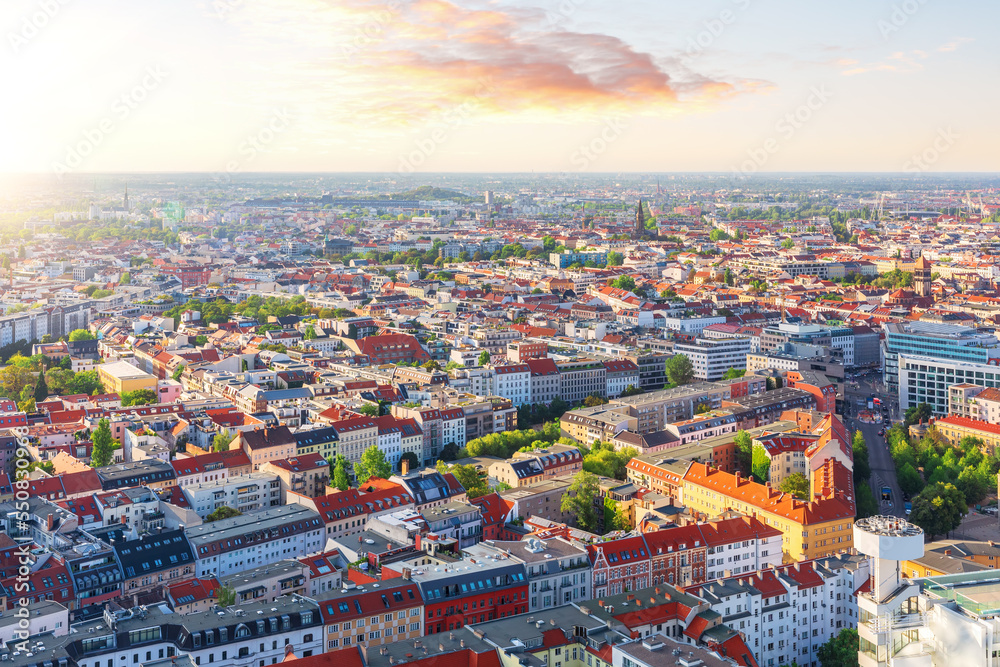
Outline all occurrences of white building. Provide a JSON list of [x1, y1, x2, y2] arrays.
[[441, 407, 466, 448], [187, 504, 325, 578], [661, 315, 728, 335], [181, 472, 281, 518], [672, 337, 751, 381], [375, 417, 403, 469], [493, 363, 532, 406], [688, 554, 869, 667]]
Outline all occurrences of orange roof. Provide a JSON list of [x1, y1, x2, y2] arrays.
[[936, 415, 1000, 436], [682, 463, 855, 523]]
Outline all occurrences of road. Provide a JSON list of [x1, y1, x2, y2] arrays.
[[842, 370, 905, 518]]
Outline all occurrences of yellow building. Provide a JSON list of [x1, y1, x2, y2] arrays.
[[98, 360, 157, 395], [681, 461, 855, 561], [934, 416, 1000, 456]]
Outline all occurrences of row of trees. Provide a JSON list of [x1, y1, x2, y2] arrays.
[[886, 421, 995, 538]]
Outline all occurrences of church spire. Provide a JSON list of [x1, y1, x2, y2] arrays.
[[635, 199, 646, 238]]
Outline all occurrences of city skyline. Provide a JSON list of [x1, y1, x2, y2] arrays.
[[2, 0, 996, 174]]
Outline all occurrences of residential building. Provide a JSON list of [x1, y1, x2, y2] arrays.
[[466, 537, 591, 611], [557, 359, 607, 404], [318, 579, 424, 651], [187, 504, 325, 578], [182, 472, 282, 517]]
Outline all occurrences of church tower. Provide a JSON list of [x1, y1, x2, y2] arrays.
[[635, 199, 646, 238], [914, 254, 932, 297]]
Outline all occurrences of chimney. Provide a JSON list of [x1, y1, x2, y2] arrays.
[[626, 593, 634, 601]]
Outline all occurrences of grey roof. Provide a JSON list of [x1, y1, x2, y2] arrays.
[[469, 605, 609, 651], [616, 634, 738, 667], [95, 459, 175, 489], [186, 504, 322, 550]]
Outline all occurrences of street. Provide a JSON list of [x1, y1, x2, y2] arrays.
[[842, 370, 905, 519]]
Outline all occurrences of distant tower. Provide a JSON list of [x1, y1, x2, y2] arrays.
[[914, 254, 932, 297], [123, 183, 129, 212], [635, 199, 646, 238], [484, 191, 494, 206]]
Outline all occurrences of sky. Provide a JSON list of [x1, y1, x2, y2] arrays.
[[0, 0, 996, 175]]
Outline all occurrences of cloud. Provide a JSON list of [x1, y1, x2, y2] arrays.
[[231, 0, 769, 127], [840, 51, 927, 76], [938, 37, 974, 52]]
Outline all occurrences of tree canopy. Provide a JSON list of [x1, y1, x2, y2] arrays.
[[665, 354, 695, 386], [561, 471, 599, 532], [355, 445, 392, 485], [90, 418, 116, 468]]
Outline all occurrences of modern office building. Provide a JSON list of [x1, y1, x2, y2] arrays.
[[883, 321, 1000, 413], [672, 337, 750, 381]]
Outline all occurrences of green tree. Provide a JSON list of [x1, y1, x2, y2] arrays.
[[610, 276, 636, 292], [171, 365, 185, 381], [120, 272, 131, 285], [709, 229, 729, 242], [910, 482, 968, 539], [781, 238, 794, 250], [355, 445, 392, 484], [855, 484, 878, 519], [665, 354, 695, 386], [90, 418, 115, 468], [604, 496, 631, 532], [852, 431, 871, 483], [33, 371, 48, 404], [583, 394, 608, 407], [904, 403, 933, 427], [357, 404, 380, 418], [303, 326, 317, 340], [450, 464, 488, 499], [440, 442, 460, 461], [478, 350, 490, 366], [722, 367, 745, 380], [121, 389, 158, 407], [399, 451, 419, 472], [206, 506, 242, 522], [817, 629, 858, 667], [778, 472, 810, 499], [68, 329, 95, 342], [735, 430, 753, 474], [216, 583, 237, 606], [332, 454, 350, 490], [606, 251, 624, 267], [619, 384, 643, 397], [897, 462, 924, 497], [751, 443, 770, 483], [213, 431, 235, 453], [561, 471, 599, 532]]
